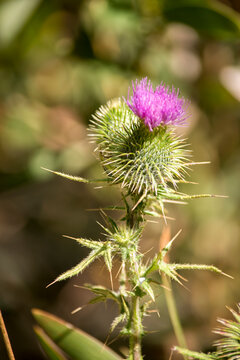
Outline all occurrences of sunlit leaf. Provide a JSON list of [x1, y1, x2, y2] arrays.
[[32, 309, 122, 360], [84, 284, 120, 303], [110, 314, 127, 333], [41, 168, 89, 183], [47, 248, 104, 287], [141, 281, 155, 301], [62, 235, 102, 250], [34, 326, 67, 360], [175, 346, 215, 359], [172, 263, 233, 279], [104, 247, 113, 272]]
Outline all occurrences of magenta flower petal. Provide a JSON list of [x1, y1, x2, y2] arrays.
[[126, 77, 188, 130]]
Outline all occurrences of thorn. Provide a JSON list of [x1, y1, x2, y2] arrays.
[[142, 247, 154, 256], [184, 161, 211, 165], [221, 271, 234, 279], [160, 284, 171, 291], [160, 202, 167, 225], [73, 284, 86, 290], [160, 228, 182, 260], [71, 306, 83, 314], [109, 270, 114, 291], [145, 329, 160, 334], [177, 180, 199, 185], [169, 348, 174, 360], [162, 199, 188, 205], [85, 208, 101, 211], [46, 280, 57, 288], [170, 229, 182, 244], [147, 309, 160, 318], [159, 226, 171, 262], [179, 281, 191, 292], [131, 191, 147, 211], [41, 166, 53, 173], [105, 333, 121, 347], [115, 263, 123, 279], [213, 195, 228, 198], [177, 272, 188, 282], [104, 331, 111, 348], [62, 234, 77, 240]]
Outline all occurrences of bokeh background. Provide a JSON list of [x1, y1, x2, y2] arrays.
[[0, 0, 239, 359]]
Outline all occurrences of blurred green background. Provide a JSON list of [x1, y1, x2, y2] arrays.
[[0, 0, 239, 359]]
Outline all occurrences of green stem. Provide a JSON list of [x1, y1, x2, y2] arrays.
[[162, 275, 188, 360], [0, 310, 15, 360], [124, 196, 143, 360], [129, 296, 143, 360]]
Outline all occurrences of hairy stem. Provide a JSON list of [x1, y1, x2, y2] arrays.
[[129, 296, 143, 360], [0, 310, 15, 360], [126, 197, 143, 360], [162, 275, 188, 360]]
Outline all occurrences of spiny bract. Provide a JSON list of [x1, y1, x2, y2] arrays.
[[89, 98, 190, 195]]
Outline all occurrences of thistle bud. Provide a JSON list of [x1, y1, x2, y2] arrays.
[[89, 79, 190, 196]]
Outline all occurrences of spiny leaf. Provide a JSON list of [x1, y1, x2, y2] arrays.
[[178, 193, 227, 200], [172, 264, 233, 278], [104, 247, 113, 272], [120, 295, 130, 317], [158, 262, 184, 285], [32, 309, 122, 360], [100, 210, 119, 233], [41, 168, 89, 183], [110, 314, 127, 333], [96, 221, 112, 237], [152, 186, 226, 215], [62, 235, 103, 250], [213, 305, 240, 359], [47, 248, 104, 287], [89, 296, 106, 305], [34, 326, 67, 360], [143, 210, 162, 218], [160, 229, 182, 259], [175, 346, 215, 359], [42, 168, 110, 184], [84, 285, 119, 303], [140, 281, 155, 301], [227, 305, 240, 324], [143, 256, 159, 277]]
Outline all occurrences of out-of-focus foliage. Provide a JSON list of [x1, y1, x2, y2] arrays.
[[176, 304, 240, 359], [32, 309, 122, 360], [0, 0, 239, 359]]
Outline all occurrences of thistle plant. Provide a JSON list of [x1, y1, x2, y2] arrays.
[[46, 78, 229, 360], [213, 304, 240, 360], [176, 304, 240, 360]]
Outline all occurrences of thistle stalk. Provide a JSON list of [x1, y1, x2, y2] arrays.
[[129, 296, 143, 360], [47, 77, 228, 359], [160, 227, 188, 358], [125, 203, 143, 360], [163, 276, 188, 358]]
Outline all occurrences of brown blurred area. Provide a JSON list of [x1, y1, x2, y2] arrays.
[[0, 0, 239, 359]]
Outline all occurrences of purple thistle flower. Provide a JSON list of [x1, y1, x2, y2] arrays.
[[125, 77, 188, 131]]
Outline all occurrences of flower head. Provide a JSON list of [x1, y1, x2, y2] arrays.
[[126, 77, 188, 131], [90, 98, 190, 195]]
